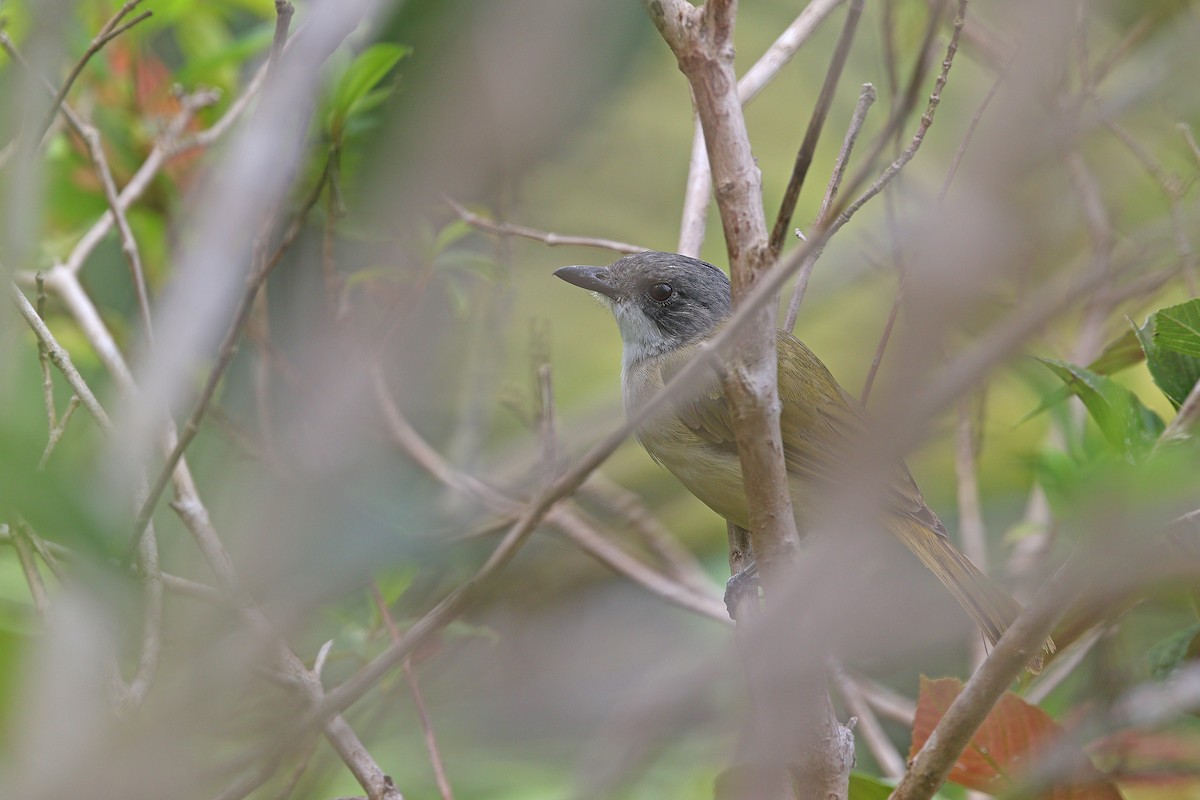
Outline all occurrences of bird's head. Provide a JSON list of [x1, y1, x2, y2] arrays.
[[554, 251, 732, 367]]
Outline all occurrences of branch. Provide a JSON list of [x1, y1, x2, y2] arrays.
[[9, 281, 114, 432], [678, 0, 847, 255], [445, 197, 646, 255], [127, 156, 327, 561], [768, 0, 864, 257], [369, 581, 454, 800], [35, 0, 152, 146], [11, 523, 51, 617], [369, 365, 726, 622], [829, 0, 967, 226], [954, 394, 989, 668], [832, 666, 905, 779], [0, 25, 157, 338], [889, 563, 1076, 800], [783, 82, 875, 331]]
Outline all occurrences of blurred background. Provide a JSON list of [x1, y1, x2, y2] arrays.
[[1, 0, 1199, 798]]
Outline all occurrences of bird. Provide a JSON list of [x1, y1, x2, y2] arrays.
[[554, 250, 1038, 655]]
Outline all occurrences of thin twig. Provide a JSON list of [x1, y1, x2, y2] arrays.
[[1180, 122, 1200, 170], [830, 0, 967, 226], [445, 197, 646, 255], [577, 474, 714, 593], [834, 0, 949, 213], [12, 523, 51, 617], [35, 272, 56, 430], [38, 394, 81, 469], [128, 159, 329, 561], [954, 394, 990, 669], [1104, 119, 1196, 294], [1, 26, 158, 338], [938, 60, 1010, 201], [56, 87, 221, 277], [768, 0, 864, 257], [783, 83, 876, 331], [832, 665, 905, 779], [1023, 627, 1104, 705], [73, 117, 155, 339], [891, 562, 1077, 800], [35, 0, 152, 146], [848, 672, 917, 725], [678, 0, 847, 255], [9, 281, 113, 431], [859, 285, 903, 406], [369, 580, 455, 800], [369, 366, 727, 622]]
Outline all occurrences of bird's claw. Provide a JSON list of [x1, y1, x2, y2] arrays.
[[724, 561, 761, 620]]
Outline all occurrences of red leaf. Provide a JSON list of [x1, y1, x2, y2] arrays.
[[910, 676, 1124, 799]]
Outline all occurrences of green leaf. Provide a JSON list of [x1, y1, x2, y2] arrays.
[[1036, 358, 1164, 458], [1087, 327, 1146, 375], [1018, 331, 1145, 426], [1137, 299, 1200, 408], [1146, 622, 1200, 679], [432, 219, 473, 256], [1156, 299, 1200, 357], [327, 43, 411, 141], [847, 772, 894, 800]]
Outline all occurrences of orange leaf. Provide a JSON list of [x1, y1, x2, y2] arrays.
[[910, 676, 1124, 799]]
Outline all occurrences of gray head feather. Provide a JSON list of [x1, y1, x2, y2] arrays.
[[605, 250, 731, 347]]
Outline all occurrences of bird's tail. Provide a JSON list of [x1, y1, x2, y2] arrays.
[[893, 519, 1054, 671]]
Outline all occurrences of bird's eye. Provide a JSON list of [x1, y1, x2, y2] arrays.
[[648, 282, 674, 302]]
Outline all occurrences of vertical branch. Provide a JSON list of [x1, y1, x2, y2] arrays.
[[768, 0, 864, 257], [677, 0, 847, 258], [369, 580, 455, 800], [645, 2, 853, 798], [954, 395, 990, 669], [13, 522, 51, 617], [783, 83, 875, 331], [34, 272, 57, 429]]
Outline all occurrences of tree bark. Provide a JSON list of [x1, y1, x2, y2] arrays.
[[644, 2, 854, 798]]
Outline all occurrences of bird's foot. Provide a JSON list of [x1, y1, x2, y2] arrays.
[[724, 561, 761, 621]]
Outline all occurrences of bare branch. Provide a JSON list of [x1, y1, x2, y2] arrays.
[[832, 666, 905, 779], [769, 0, 864, 257], [1104, 119, 1197, 293], [38, 394, 81, 469], [446, 197, 646, 255], [128, 161, 330, 561], [1023, 627, 1104, 705], [858, 284, 902, 406], [829, 0, 968, 226], [12, 523, 51, 617], [36, 0, 152, 145], [954, 395, 990, 668], [679, 0, 847, 255], [890, 563, 1076, 800], [9, 281, 114, 432], [73, 118, 155, 339], [369, 581, 455, 800], [783, 82, 876, 331], [369, 365, 727, 621], [939, 63, 1009, 201], [34, 272, 56, 430]]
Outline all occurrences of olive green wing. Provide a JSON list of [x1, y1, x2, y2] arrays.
[[774, 334, 950, 535]]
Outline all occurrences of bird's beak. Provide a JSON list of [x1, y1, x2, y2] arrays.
[[553, 265, 619, 300]]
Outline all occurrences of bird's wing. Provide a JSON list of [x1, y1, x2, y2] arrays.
[[664, 332, 948, 537]]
